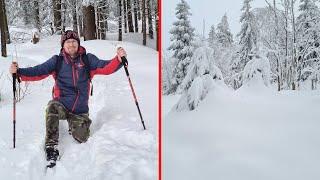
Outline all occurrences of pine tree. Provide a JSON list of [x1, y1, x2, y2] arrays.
[[162, 53, 174, 95], [229, 0, 258, 89], [296, 0, 320, 86], [167, 0, 195, 93], [175, 45, 224, 111], [236, 0, 257, 71], [208, 25, 217, 49], [216, 14, 233, 48], [180, 45, 222, 91]]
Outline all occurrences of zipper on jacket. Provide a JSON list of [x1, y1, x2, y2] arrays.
[[72, 90, 80, 112], [71, 61, 80, 112]]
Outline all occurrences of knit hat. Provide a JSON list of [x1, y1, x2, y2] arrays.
[[61, 30, 80, 47]]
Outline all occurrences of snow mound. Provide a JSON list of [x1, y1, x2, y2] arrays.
[[236, 75, 273, 95], [175, 75, 228, 111], [236, 54, 273, 95], [242, 54, 271, 87]]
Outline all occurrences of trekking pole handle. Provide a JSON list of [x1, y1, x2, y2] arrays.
[[12, 62, 17, 93], [121, 56, 129, 76]]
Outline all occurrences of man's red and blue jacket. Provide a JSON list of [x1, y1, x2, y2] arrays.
[[17, 46, 122, 114]]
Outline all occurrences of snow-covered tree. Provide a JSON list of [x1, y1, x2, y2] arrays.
[[237, 0, 257, 70], [296, 0, 320, 87], [216, 13, 233, 48], [229, 0, 258, 89], [162, 53, 175, 95], [175, 45, 224, 111], [208, 25, 217, 49], [242, 52, 271, 87], [175, 75, 214, 111], [180, 45, 222, 91], [167, 0, 195, 93]]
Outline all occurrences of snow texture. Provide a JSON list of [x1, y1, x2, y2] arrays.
[[164, 82, 320, 180]]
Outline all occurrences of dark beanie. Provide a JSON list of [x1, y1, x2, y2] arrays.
[[61, 30, 80, 47]]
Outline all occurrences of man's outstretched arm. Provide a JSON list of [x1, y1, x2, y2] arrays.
[[88, 47, 127, 78], [12, 56, 57, 81]]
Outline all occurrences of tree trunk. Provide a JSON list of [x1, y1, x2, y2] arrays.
[[50, 22, 54, 35], [123, 0, 128, 33], [79, 15, 83, 37], [83, 5, 96, 41], [127, 0, 134, 32], [96, 6, 100, 40], [105, 3, 109, 32], [53, 0, 62, 34], [133, 0, 139, 32], [155, 1, 158, 51], [97, 1, 107, 40], [61, 0, 66, 33], [0, 0, 7, 57], [142, 0, 146, 45], [147, 0, 153, 39], [118, 0, 122, 41], [137, 0, 141, 20], [290, 0, 297, 90], [34, 0, 41, 33], [72, 0, 78, 34], [22, 2, 30, 25], [100, 8, 106, 40], [3, 0, 9, 44], [100, 15, 106, 40]]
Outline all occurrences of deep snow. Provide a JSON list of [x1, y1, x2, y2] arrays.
[[0, 35, 158, 180], [164, 80, 320, 180]]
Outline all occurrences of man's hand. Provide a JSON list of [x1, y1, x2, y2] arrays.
[[9, 62, 18, 74], [117, 47, 127, 63]]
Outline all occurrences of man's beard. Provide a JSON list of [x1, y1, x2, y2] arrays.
[[68, 48, 78, 58]]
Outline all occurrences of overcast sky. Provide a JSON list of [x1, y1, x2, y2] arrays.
[[163, 0, 268, 49]]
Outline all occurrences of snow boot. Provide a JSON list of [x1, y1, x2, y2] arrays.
[[45, 145, 59, 168]]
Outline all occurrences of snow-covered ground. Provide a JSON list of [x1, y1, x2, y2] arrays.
[[164, 80, 320, 180], [0, 35, 158, 180]]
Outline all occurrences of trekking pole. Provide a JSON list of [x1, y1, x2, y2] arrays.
[[12, 61, 17, 148], [121, 56, 146, 130], [12, 43, 20, 148]]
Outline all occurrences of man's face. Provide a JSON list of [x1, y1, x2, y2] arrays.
[[63, 39, 79, 57]]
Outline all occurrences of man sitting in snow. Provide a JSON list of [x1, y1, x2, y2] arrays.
[[9, 30, 127, 168]]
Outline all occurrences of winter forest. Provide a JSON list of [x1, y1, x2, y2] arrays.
[[164, 0, 320, 179], [0, 0, 159, 57], [163, 0, 320, 110]]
